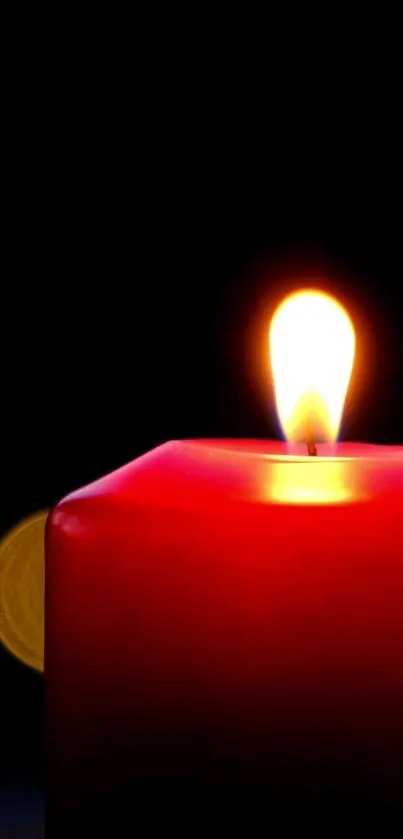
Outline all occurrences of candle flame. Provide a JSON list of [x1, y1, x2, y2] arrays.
[[270, 290, 355, 443]]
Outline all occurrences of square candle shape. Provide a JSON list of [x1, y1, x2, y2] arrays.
[[45, 439, 403, 833]]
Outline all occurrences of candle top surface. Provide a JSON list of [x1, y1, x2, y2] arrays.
[[55, 439, 403, 517], [182, 439, 403, 458]]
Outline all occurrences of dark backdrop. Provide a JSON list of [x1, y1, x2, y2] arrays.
[[1, 142, 403, 812]]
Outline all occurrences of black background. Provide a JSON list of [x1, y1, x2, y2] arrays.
[[1, 79, 403, 823]]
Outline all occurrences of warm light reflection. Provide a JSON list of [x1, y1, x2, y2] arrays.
[[269, 460, 353, 504], [270, 290, 355, 442]]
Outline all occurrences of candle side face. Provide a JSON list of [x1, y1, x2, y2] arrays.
[[45, 440, 403, 831]]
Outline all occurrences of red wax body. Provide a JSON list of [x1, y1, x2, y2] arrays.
[[46, 440, 403, 830]]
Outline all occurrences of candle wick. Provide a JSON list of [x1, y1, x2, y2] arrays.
[[306, 423, 317, 456]]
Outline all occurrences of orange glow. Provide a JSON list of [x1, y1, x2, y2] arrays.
[[270, 290, 355, 443], [268, 458, 354, 504]]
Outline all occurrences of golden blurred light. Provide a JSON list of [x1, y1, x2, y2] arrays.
[[270, 290, 355, 443], [0, 510, 47, 672]]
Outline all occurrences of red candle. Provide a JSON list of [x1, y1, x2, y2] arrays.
[[45, 292, 403, 832]]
